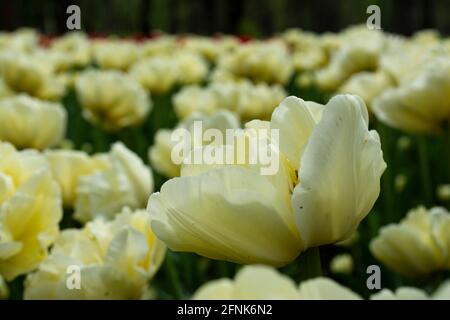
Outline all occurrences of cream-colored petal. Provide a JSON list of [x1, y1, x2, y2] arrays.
[[369, 225, 445, 277], [372, 89, 441, 134], [105, 227, 149, 279], [148, 167, 302, 266], [433, 281, 450, 300], [24, 207, 164, 300], [110, 142, 153, 205], [270, 96, 321, 169], [233, 265, 300, 299], [298, 277, 361, 300], [293, 94, 386, 248], [0, 168, 61, 280], [74, 143, 153, 223], [149, 130, 180, 178], [370, 287, 428, 300], [45, 149, 108, 207], [0, 95, 66, 150], [370, 206, 449, 277], [80, 265, 145, 299], [429, 207, 450, 267], [193, 279, 234, 300]]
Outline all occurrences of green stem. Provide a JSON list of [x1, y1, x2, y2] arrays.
[[418, 136, 433, 206], [447, 119, 450, 181], [131, 126, 147, 160], [298, 247, 322, 281], [377, 121, 395, 223], [91, 126, 108, 152], [165, 252, 183, 299], [382, 155, 395, 222]]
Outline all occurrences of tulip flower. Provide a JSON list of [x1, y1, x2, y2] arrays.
[[216, 40, 294, 85], [0, 94, 67, 150], [182, 36, 238, 62], [370, 206, 450, 277], [49, 32, 92, 71], [373, 54, 450, 134], [45, 150, 110, 207], [230, 81, 287, 120], [24, 207, 166, 300], [173, 80, 286, 121], [149, 110, 241, 178], [338, 70, 393, 108], [174, 51, 209, 85], [129, 56, 178, 94], [173, 85, 220, 119], [148, 94, 386, 266], [93, 39, 141, 71], [282, 29, 329, 72], [330, 254, 354, 274], [0, 28, 39, 52], [0, 50, 57, 98], [437, 184, 450, 202], [315, 26, 385, 91], [0, 142, 62, 280], [75, 70, 151, 130], [75, 142, 154, 223]]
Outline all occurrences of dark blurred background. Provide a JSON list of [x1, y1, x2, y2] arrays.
[[0, 0, 449, 36]]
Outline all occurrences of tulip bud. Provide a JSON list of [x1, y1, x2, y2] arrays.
[[330, 254, 354, 274]]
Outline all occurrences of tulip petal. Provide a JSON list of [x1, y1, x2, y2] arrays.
[[148, 167, 302, 266], [193, 279, 234, 300], [298, 277, 362, 300], [370, 225, 445, 277], [293, 95, 386, 248], [372, 60, 450, 134], [372, 89, 441, 134], [233, 265, 299, 299], [370, 287, 427, 300], [270, 96, 322, 169]]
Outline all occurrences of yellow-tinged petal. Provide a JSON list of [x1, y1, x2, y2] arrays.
[[149, 167, 302, 266], [370, 206, 450, 277], [193, 279, 234, 300], [232, 265, 299, 300], [298, 277, 362, 300], [370, 288, 428, 300], [74, 143, 153, 223], [0, 142, 62, 281], [149, 130, 181, 178], [194, 265, 299, 300], [270, 96, 322, 169], [45, 149, 110, 207], [372, 57, 450, 134], [372, 89, 442, 134], [433, 281, 450, 300], [293, 95, 386, 248], [24, 207, 165, 300], [193, 265, 360, 300], [0, 94, 67, 150]]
